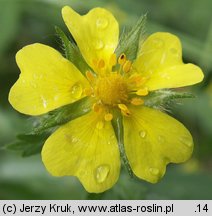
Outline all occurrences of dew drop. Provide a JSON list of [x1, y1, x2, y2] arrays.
[[149, 167, 159, 175], [64, 135, 79, 151], [33, 73, 43, 80], [71, 83, 82, 99], [93, 40, 104, 50], [71, 137, 78, 144], [170, 48, 180, 58], [179, 136, 193, 148], [96, 18, 108, 29], [21, 79, 26, 84], [107, 135, 115, 145], [158, 135, 165, 143], [30, 82, 37, 89], [95, 165, 110, 183], [139, 130, 146, 138], [160, 73, 170, 79], [96, 121, 104, 130], [153, 38, 164, 49], [54, 95, 59, 102], [41, 96, 47, 109]]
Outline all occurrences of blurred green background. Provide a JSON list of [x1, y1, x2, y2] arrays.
[[0, 0, 212, 199]]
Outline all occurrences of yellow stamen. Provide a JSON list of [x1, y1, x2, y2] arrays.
[[109, 53, 117, 66], [96, 74, 128, 105], [118, 53, 126, 65], [136, 87, 149, 96], [104, 113, 113, 121], [129, 75, 147, 87], [131, 97, 144, 106], [93, 103, 103, 113], [84, 87, 93, 96], [92, 59, 98, 67], [118, 103, 131, 116], [97, 59, 105, 69], [86, 71, 95, 83], [123, 60, 132, 73]]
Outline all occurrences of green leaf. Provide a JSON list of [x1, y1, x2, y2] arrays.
[[111, 110, 134, 178], [144, 89, 195, 109], [6, 132, 50, 157], [55, 26, 93, 76], [4, 96, 92, 157], [34, 97, 92, 133], [115, 14, 147, 61]]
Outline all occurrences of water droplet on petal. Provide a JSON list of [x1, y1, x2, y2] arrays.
[[158, 135, 165, 143], [54, 95, 59, 102], [149, 167, 159, 175], [64, 135, 79, 151], [153, 38, 164, 48], [170, 48, 180, 58], [160, 73, 170, 79], [71, 137, 78, 144], [71, 83, 82, 99], [95, 165, 110, 183], [65, 134, 79, 143], [40, 96, 47, 109], [107, 135, 115, 145], [94, 40, 104, 50], [139, 130, 146, 138], [96, 18, 108, 29], [96, 121, 104, 130], [179, 136, 193, 148], [30, 82, 37, 89], [33, 73, 43, 80]]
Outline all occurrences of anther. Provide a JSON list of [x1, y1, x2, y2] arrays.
[[104, 113, 113, 121], [118, 103, 131, 116], [97, 59, 105, 69], [118, 53, 127, 65], [86, 71, 96, 83], [129, 75, 147, 87], [84, 87, 93, 96], [131, 97, 144, 106], [109, 53, 117, 66], [123, 60, 132, 73], [93, 103, 103, 113], [136, 87, 149, 96]]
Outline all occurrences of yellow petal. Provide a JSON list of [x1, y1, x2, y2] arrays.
[[123, 106, 193, 183], [42, 111, 120, 193], [62, 6, 119, 72], [133, 32, 204, 90], [145, 63, 203, 90], [9, 43, 89, 115]]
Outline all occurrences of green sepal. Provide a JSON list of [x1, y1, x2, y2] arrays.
[[33, 96, 92, 134], [144, 89, 195, 109], [55, 26, 93, 76], [111, 110, 134, 178], [5, 97, 92, 157], [115, 14, 147, 61], [5, 132, 50, 157]]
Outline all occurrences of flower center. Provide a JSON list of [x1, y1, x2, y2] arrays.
[[85, 54, 149, 119], [95, 73, 128, 105]]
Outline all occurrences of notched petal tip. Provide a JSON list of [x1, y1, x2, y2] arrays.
[[189, 64, 204, 84], [61, 5, 77, 19], [15, 43, 45, 66], [10, 43, 89, 116], [41, 112, 120, 193], [124, 106, 194, 184], [61, 5, 119, 72]]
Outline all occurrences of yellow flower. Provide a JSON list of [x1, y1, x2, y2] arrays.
[[9, 6, 204, 193]]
